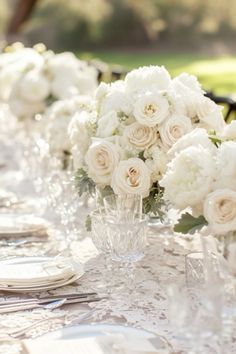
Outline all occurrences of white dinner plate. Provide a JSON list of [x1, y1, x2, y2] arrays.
[[0, 256, 84, 292], [0, 214, 48, 238], [42, 324, 170, 350]]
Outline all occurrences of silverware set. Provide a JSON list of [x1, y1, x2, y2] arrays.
[[0, 292, 102, 314]]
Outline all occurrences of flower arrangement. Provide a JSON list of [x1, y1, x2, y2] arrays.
[[160, 122, 236, 234], [68, 65, 225, 215], [0, 43, 98, 119]]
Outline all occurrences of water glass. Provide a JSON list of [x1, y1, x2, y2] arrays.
[[105, 213, 147, 263], [103, 194, 142, 221]]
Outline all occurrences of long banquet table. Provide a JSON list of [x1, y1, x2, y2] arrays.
[[0, 139, 232, 354]]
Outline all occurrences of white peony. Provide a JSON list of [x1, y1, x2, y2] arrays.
[[159, 114, 193, 149], [168, 128, 217, 159], [18, 69, 50, 103], [222, 120, 236, 140], [133, 93, 169, 127], [160, 145, 216, 210], [96, 111, 120, 138], [85, 139, 120, 185], [171, 73, 203, 95], [204, 189, 236, 233], [125, 65, 171, 96], [214, 141, 236, 191], [111, 158, 151, 197]]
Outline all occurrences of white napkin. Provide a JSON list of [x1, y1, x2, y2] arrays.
[[0, 258, 81, 287]]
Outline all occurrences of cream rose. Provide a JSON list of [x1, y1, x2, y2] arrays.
[[111, 158, 151, 197], [159, 114, 192, 149], [204, 189, 236, 233], [85, 139, 120, 185], [133, 93, 169, 127], [124, 122, 158, 150]]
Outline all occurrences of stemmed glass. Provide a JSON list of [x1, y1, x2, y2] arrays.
[[91, 194, 148, 297]]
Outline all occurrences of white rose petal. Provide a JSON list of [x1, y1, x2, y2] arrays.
[[111, 158, 151, 197], [85, 140, 120, 185], [133, 93, 169, 127], [160, 145, 216, 210], [159, 114, 193, 149], [204, 189, 236, 233]]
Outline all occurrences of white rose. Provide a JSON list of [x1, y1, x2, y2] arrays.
[[111, 158, 151, 197], [160, 145, 216, 210], [204, 189, 236, 233], [125, 65, 171, 96], [222, 121, 236, 140], [123, 122, 158, 150], [68, 111, 95, 153], [133, 93, 169, 127], [18, 70, 50, 103], [85, 139, 120, 185], [168, 128, 217, 159], [96, 111, 119, 138], [214, 141, 236, 191], [196, 96, 225, 132], [159, 114, 192, 149]]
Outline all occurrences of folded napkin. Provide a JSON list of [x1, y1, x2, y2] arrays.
[[0, 258, 81, 287], [22, 334, 166, 354]]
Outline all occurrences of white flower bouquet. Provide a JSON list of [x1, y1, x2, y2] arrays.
[[69, 65, 225, 215], [0, 43, 98, 119], [160, 123, 236, 234]]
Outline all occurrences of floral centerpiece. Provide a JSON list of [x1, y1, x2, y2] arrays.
[[160, 122, 236, 275], [0, 43, 98, 120], [68, 65, 225, 215]]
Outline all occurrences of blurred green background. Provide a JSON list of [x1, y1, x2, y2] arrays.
[[1, 0, 236, 94]]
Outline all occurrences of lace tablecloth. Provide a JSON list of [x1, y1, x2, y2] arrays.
[[0, 141, 230, 354]]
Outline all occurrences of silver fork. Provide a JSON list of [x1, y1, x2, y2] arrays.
[[0, 298, 67, 314], [9, 308, 95, 338]]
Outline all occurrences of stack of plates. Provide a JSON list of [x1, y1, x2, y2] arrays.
[[0, 256, 84, 292], [0, 214, 48, 239]]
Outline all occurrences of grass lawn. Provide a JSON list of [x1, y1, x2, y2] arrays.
[[78, 51, 236, 95]]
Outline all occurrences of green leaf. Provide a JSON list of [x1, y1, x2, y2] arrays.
[[174, 212, 207, 234], [75, 168, 96, 197], [85, 214, 92, 232]]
